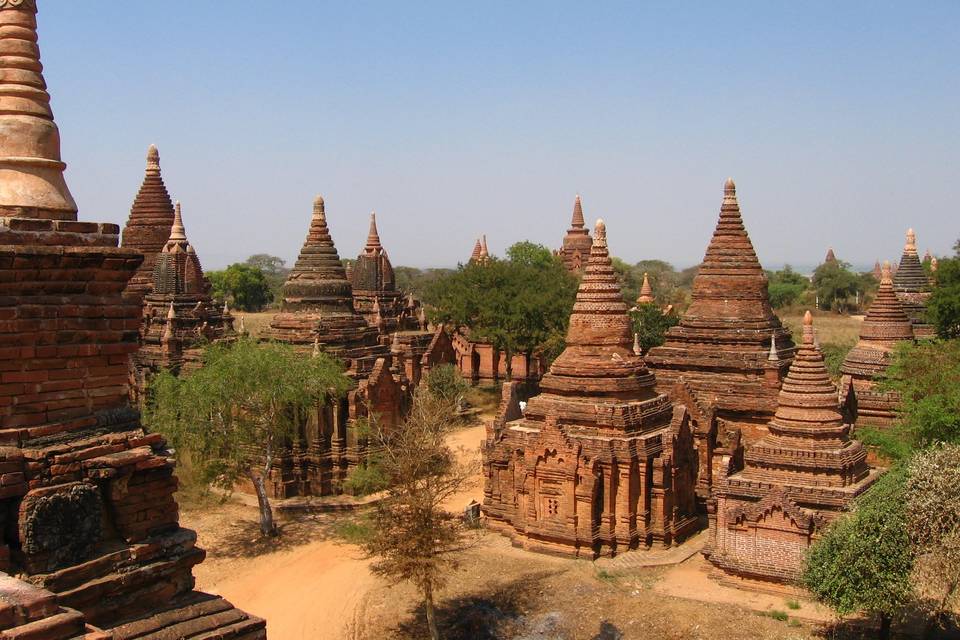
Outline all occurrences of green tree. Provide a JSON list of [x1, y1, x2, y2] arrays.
[[928, 256, 960, 339], [422, 363, 469, 413], [208, 263, 273, 311], [767, 266, 809, 309], [245, 254, 289, 304], [812, 260, 863, 313], [906, 445, 960, 636], [867, 340, 960, 459], [362, 390, 478, 640], [802, 467, 915, 639], [630, 303, 679, 352], [144, 338, 351, 536], [611, 257, 642, 304], [424, 243, 578, 375]]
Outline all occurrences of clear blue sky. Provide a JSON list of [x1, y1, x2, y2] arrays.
[[39, 1, 959, 271]]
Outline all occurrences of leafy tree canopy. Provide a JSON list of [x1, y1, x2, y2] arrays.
[[208, 263, 273, 312], [630, 303, 679, 353], [929, 255, 960, 340], [812, 260, 864, 313], [767, 265, 809, 309], [424, 243, 578, 369], [144, 338, 351, 535], [802, 467, 915, 632], [866, 340, 960, 460]]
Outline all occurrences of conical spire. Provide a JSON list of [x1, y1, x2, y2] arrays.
[[685, 178, 772, 321], [275, 195, 356, 315], [633, 332, 642, 356], [168, 201, 187, 244], [470, 238, 482, 262], [857, 262, 914, 345], [0, 0, 77, 220], [364, 211, 383, 254], [636, 272, 655, 304], [542, 219, 657, 400], [767, 334, 778, 361], [872, 260, 883, 281], [893, 228, 931, 293], [122, 144, 177, 294], [480, 235, 489, 259], [824, 247, 837, 264], [571, 194, 585, 229], [745, 311, 868, 486]]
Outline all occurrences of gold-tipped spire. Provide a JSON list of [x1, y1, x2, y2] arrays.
[[0, 0, 77, 219]]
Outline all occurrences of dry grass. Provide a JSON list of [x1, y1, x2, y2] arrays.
[[235, 311, 275, 338], [780, 310, 862, 346]]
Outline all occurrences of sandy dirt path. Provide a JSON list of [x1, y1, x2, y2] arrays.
[[195, 421, 489, 640], [201, 539, 376, 640]]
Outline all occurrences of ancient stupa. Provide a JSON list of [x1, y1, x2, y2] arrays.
[[483, 219, 699, 557], [133, 202, 234, 393], [263, 196, 405, 498], [557, 194, 593, 273], [350, 212, 418, 332], [0, 1, 263, 636], [707, 312, 879, 588], [646, 179, 796, 464], [120, 144, 176, 296], [636, 272, 655, 304], [892, 228, 934, 338], [840, 261, 915, 430]]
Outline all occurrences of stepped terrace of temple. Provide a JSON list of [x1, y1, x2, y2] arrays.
[[482, 219, 699, 557], [840, 262, 915, 430], [556, 194, 593, 273], [0, 1, 264, 636], [645, 179, 796, 505], [261, 196, 406, 497], [706, 312, 880, 590], [892, 228, 934, 338], [120, 145, 176, 297]]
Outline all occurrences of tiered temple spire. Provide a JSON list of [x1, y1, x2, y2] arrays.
[[483, 219, 698, 556], [0, 0, 76, 219], [0, 2, 262, 635], [636, 272, 655, 304], [840, 261, 915, 429], [557, 193, 593, 273], [646, 178, 795, 435], [824, 247, 837, 264], [892, 228, 934, 337], [707, 312, 878, 586], [121, 145, 176, 295]]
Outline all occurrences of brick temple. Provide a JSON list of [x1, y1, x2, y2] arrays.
[[892, 228, 934, 338], [482, 220, 699, 557], [348, 211, 455, 387], [645, 179, 796, 506], [706, 312, 880, 590], [349, 212, 417, 333], [120, 145, 174, 298], [556, 194, 593, 273], [120, 150, 234, 399], [261, 196, 407, 497], [840, 262, 915, 431], [0, 1, 264, 636]]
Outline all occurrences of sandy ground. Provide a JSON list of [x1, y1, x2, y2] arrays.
[[181, 421, 841, 639], [187, 423, 489, 640]]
